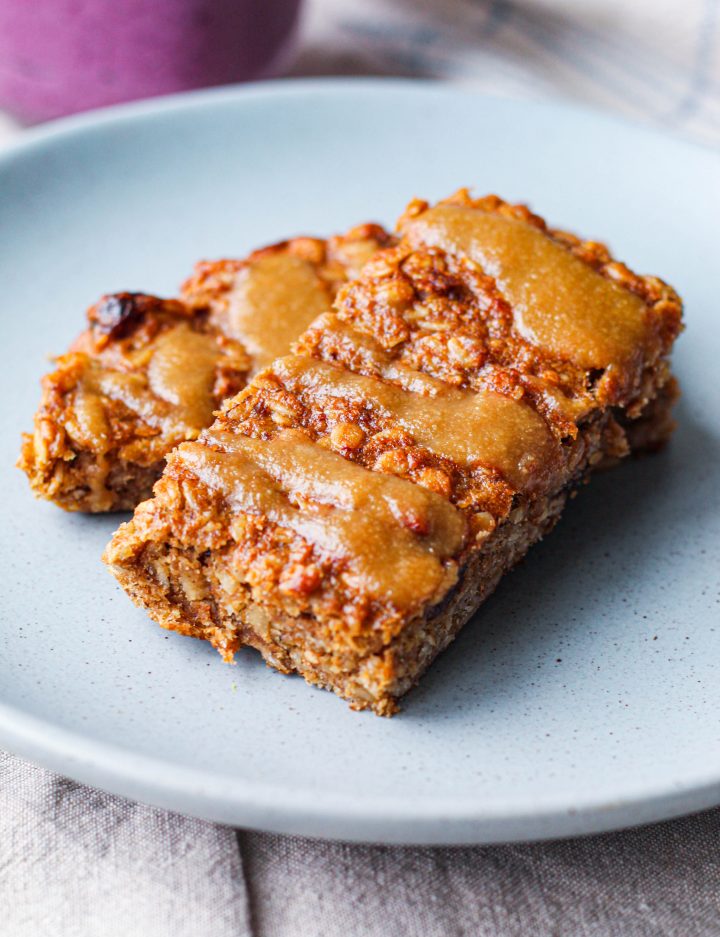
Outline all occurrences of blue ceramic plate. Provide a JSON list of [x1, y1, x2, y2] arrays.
[[1, 80, 718, 844]]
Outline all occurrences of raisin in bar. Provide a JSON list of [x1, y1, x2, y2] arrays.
[[104, 192, 682, 714], [19, 224, 392, 512]]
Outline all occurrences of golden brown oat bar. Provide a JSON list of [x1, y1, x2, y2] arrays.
[[105, 192, 682, 714], [18, 224, 393, 512]]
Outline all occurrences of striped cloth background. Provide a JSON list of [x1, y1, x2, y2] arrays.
[[293, 0, 720, 148]]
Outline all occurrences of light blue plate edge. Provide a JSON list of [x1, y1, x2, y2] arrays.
[[3, 76, 719, 168], [3, 698, 720, 844]]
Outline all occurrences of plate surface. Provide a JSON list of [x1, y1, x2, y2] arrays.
[[2, 80, 719, 844]]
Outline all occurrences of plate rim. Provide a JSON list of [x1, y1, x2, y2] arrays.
[[3, 75, 719, 166], [4, 698, 720, 844], [2, 77, 719, 844]]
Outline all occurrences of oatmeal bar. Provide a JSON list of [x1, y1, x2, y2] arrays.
[[105, 192, 682, 714], [18, 224, 392, 511]]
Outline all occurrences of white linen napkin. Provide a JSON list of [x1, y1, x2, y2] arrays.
[[0, 754, 250, 937]]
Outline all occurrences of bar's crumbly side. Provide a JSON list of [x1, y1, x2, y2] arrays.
[[18, 224, 393, 513], [105, 192, 682, 715]]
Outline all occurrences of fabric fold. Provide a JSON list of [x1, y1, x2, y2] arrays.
[[0, 753, 252, 937]]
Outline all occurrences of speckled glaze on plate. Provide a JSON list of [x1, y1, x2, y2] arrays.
[[2, 80, 719, 844]]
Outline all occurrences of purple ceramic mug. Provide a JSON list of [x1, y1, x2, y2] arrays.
[[0, 0, 302, 123]]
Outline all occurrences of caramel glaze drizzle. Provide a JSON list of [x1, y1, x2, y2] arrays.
[[223, 253, 333, 372], [271, 355, 564, 495], [401, 203, 650, 371], [71, 323, 224, 452], [180, 429, 464, 609]]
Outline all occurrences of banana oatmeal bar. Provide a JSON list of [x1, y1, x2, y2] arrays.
[[19, 224, 392, 511], [105, 192, 682, 714]]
